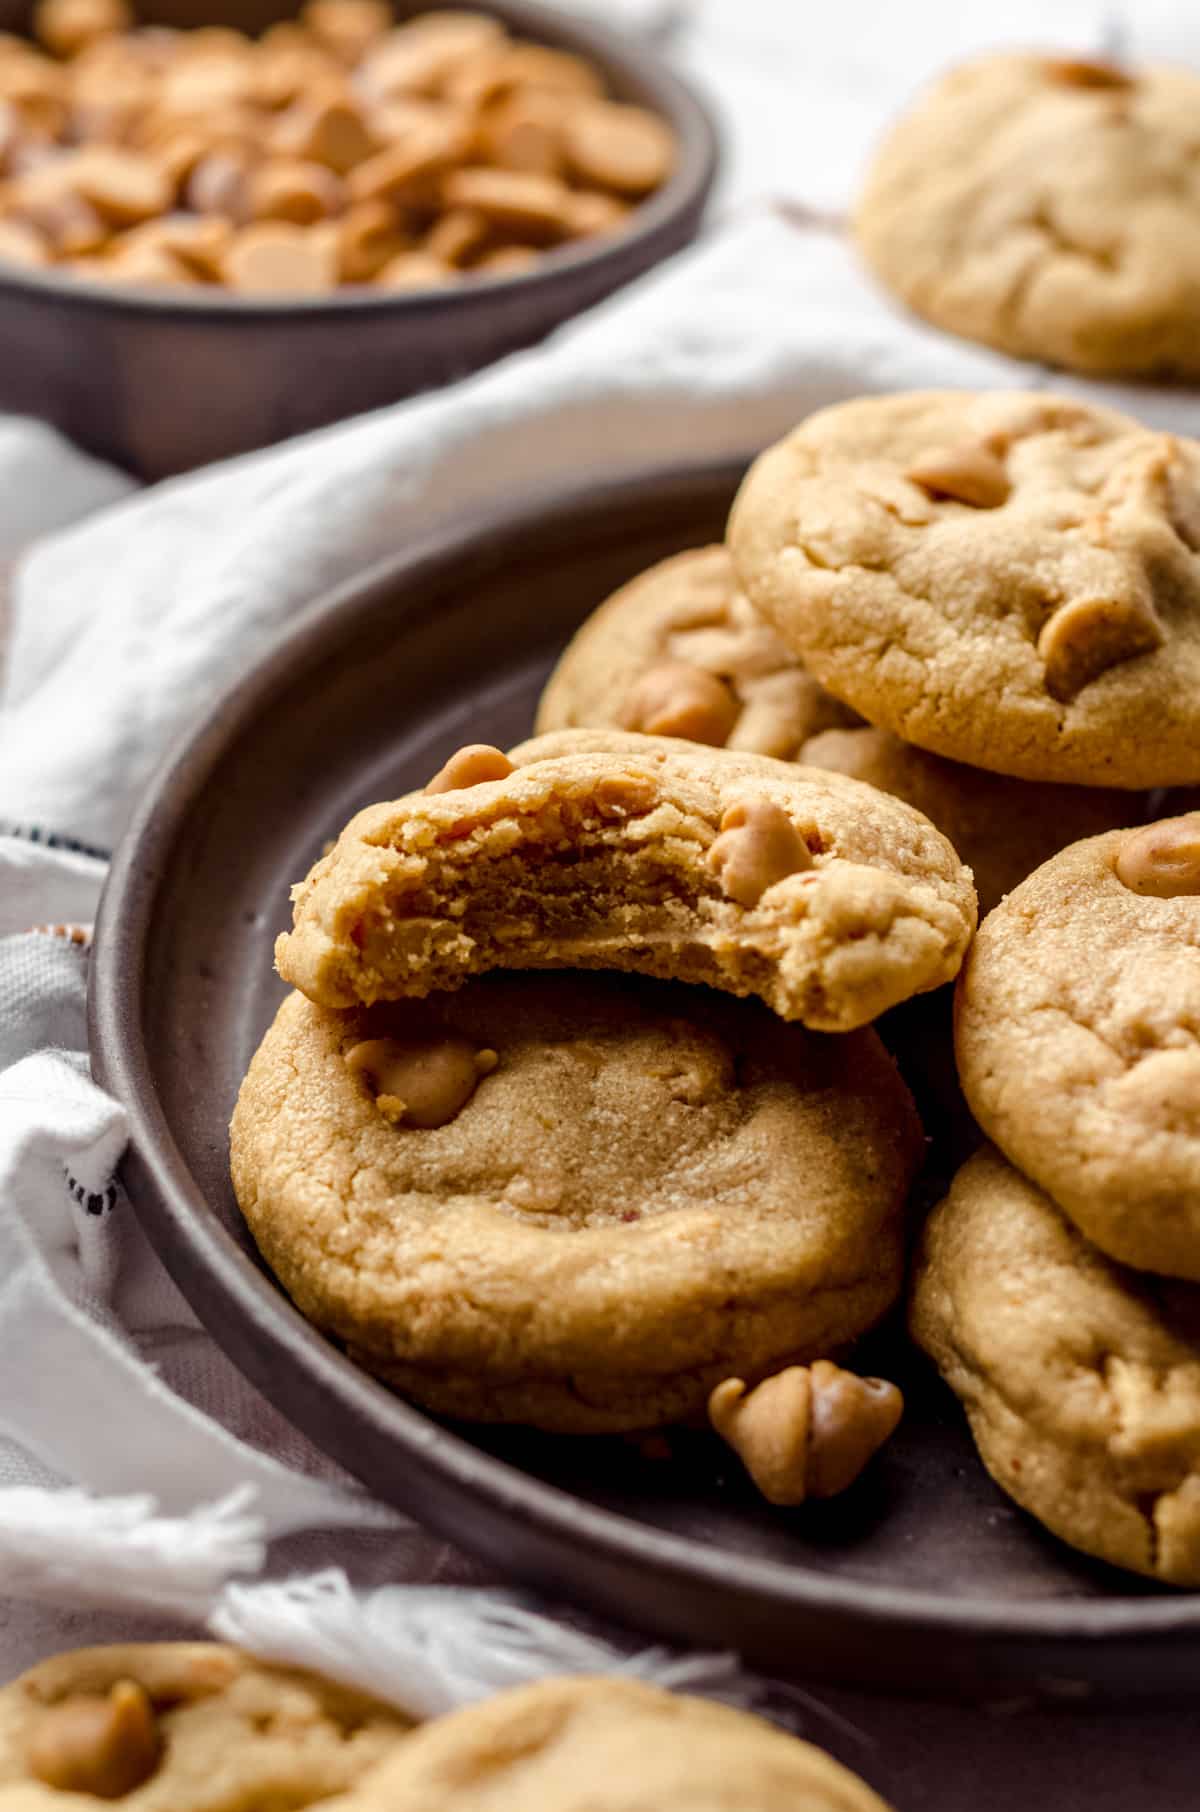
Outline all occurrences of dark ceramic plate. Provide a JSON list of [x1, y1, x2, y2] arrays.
[[90, 461, 1200, 1700], [0, 1, 717, 478]]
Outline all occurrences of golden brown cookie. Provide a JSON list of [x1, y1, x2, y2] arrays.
[[276, 729, 976, 1033], [326, 1676, 894, 1811], [855, 52, 1200, 380], [0, 1643, 410, 1810], [729, 392, 1200, 789], [955, 817, 1200, 1280], [537, 545, 1141, 915], [231, 973, 922, 1433], [911, 1144, 1200, 1586]]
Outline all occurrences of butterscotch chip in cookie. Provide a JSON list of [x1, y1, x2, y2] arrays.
[[729, 392, 1200, 788], [0, 1642, 411, 1810], [425, 742, 513, 792], [276, 728, 975, 1032], [709, 1361, 903, 1505], [620, 660, 739, 746], [326, 1677, 895, 1810], [907, 442, 1010, 508], [855, 52, 1200, 379], [956, 825, 1200, 1278], [707, 797, 813, 907], [911, 1144, 1200, 1585], [1115, 814, 1200, 897], [222, 222, 338, 293], [562, 99, 676, 197], [440, 165, 571, 241], [232, 972, 921, 1432]]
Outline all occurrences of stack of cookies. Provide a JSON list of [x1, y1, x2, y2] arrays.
[[234, 722, 980, 1505], [0, 1641, 894, 1810], [234, 383, 1200, 1584]]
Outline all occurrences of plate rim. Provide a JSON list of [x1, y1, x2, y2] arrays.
[[89, 457, 1200, 1665]]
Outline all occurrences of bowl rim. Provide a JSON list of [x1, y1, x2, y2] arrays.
[[0, 0, 720, 319], [88, 455, 1200, 1665]]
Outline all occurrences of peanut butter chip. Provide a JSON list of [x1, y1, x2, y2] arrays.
[[1115, 815, 1200, 897], [0, 218, 50, 265], [907, 442, 1011, 508], [1037, 592, 1164, 702], [26, 1680, 162, 1800], [440, 166, 572, 241], [1044, 55, 1134, 90], [707, 798, 813, 908], [222, 222, 338, 293], [620, 661, 739, 746], [562, 100, 676, 197], [425, 743, 513, 792], [708, 1362, 903, 1506], [35, 0, 132, 60], [346, 1034, 497, 1127]]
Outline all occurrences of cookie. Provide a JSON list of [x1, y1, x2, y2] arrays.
[[536, 545, 1140, 915], [955, 816, 1200, 1280], [231, 972, 922, 1433], [800, 726, 1140, 916], [910, 1144, 1200, 1586], [535, 545, 860, 759], [328, 1676, 893, 1810], [276, 728, 976, 1032], [0, 1643, 410, 1810], [729, 392, 1200, 789], [854, 52, 1200, 380]]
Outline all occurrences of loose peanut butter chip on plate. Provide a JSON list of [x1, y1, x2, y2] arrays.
[[1043, 55, 1134, 89], [707, 798, 813, 908], [620, 661, 739, 746], [425, 743, 514, 792], [1037, 592, 1164, 701], [562, 99, 676, 197], [222, 222, 338, 293], [1115, 814, 1200, 897], [709, 1361, 903, 1506], [907, 442, 1011, 508], [26, 1680, 162, 1800], [345, 1034, 498, 1127]]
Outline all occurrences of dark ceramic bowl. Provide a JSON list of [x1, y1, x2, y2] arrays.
[[90, 459, 1200, 1701], [0, 1, 718, 477]]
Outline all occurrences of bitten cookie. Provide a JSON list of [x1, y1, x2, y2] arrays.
[[729, 391, 1200, 788], [854, 52, 1200, 380], [0, 1643, 409, 1810], [955, 816, 1200, 1280], [231, 973, 922, 1433], [328, 1677, 894, 1811], [276, 729, 976, 1031], [911, 1144, 1200, 1586]]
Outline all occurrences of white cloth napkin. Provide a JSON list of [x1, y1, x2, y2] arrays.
[[2, 0, 1198, 1718]]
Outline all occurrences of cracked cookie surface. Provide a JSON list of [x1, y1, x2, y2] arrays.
[[729, 392, 1200, 788], [0, 1644, 410, 1811], [276, 727, 976, 1032], [956, 821, 1200, 1279], [328, 1676, 893, 1811], [910, 1144, 1200, 1586], [231, 973, 922, 1433], [854, 53, 1200, 380]]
